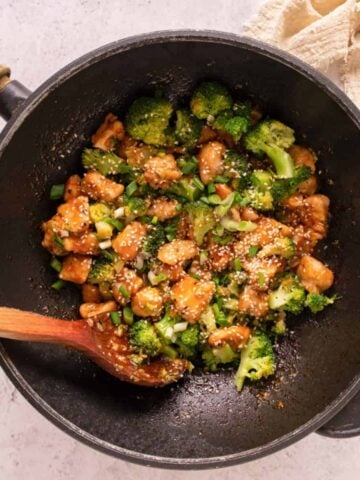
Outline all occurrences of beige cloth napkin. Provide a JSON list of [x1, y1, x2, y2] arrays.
[[243, 0, 360, 107]]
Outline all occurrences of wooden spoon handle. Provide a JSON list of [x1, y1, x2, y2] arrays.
[[0, 307, 92, 351]]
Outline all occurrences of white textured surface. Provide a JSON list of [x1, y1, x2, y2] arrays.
[[0, 1, 359, 479]]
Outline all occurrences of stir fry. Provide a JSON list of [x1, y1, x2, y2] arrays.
[[42, 82, 338, 390]]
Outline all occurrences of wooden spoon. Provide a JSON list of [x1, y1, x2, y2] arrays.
[[0, 307, 189, 387]]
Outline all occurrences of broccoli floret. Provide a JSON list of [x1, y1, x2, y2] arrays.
[[124, 197, 148, 219], [268, 273, 306, 314], [87, 258, 115, 284], [125, 96, 173, 146], [234, 330, 276, 391], [202, 344, 238, 372], [213, 106, 251, 142], [129, 320, 162, 357], [186, 202, 216, 245], [271, 165, 312, 203], [258, 237, 295, 259], [176, 324, 200, 358], [142, 224, 166, 256], [242, 169, 275, 211], [82, 148, 130, 176], [190, 81, 233, 119], [250, 169, 274, 190], [175, 109, 202, 148], [305, 293, 340, 314], [164, 216, 180, 241], [223, 150, 249, 187], [244, 119, 295, 178], [243, 187, 274, 211], [167, 177, 202, 202]]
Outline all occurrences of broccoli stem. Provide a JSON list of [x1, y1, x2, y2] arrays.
[[262, 144, 294, 178]]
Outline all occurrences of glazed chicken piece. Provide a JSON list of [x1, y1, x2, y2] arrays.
[[91, 113, 125, 151], [41, 196, 91, 255], [144, 154, 182, 189], [63, 232, 100, 255], [171, 276, 215, 323], [282, 194, 329, 252], [118, 135, 153, 168], [112, 221, 147, 261], [288, 145, 317, 195], [208, 243, 234, 272], [59, 254, 92, 284], [112, 268, 144, 305], [79, 300, 118, 319], [242, 256, 285, 290], [234, 217, 292, 258], [157, 240, 197, 266], [131, 287, 163, 317], [238, 285, 269, 318], [82, 283, 102, 303], [208, 325, 251, 351], [64, 175, 82, 201], [297, 255, 334, 293], [81, 171, 124, 202], [197, 141, 226, 184], [147, 197, 180, 221], [56, 196, 91, 235]]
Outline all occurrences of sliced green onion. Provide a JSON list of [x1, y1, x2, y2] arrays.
[[208, 194, 222, 205], [258, 272, 265, 287], [207, 182, 216, 194], [110, 311, 121, 326], [101, 249, 115, 261], [151, 216, 158, 225], [193, 177, 205, 191], [212, 303, 228, 327], [123, 307, 134, 325], [199, 196, 210, 204], [148, 271, 168, 286], [51, 279, 65, 290], [248, 245, 260, 257], [233, 258, 242, 271], [213, 192, 235, 218], [126, 181, 138, 197], [161, 344, 178, 359], [104, 217, 124, 231], [180, 157, 198, 174], [119, 285, 130, 298], [54, 234, 64, 248], [214, 175, 230, 183], [50, 257, 62, 273], [50, 184, 65, 200], [220, 217, 257, 233]]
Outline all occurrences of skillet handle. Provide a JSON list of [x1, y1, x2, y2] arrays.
[[318, 391, 360, 438], [0, 65, 30, 121]]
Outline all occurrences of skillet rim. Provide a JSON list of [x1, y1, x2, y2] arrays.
[[0, 30, 359, 469]]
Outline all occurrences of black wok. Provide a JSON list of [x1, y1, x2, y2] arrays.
[[0, 31, 359, 469]]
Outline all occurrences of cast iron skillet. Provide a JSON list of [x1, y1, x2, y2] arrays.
[[0, 31, 359, 469]]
